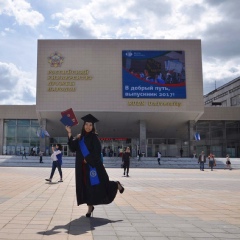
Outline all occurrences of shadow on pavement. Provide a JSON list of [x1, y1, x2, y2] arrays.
[[37, 216, 123, 236]]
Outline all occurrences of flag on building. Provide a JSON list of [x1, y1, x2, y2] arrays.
[[44, 130, 50, 137], [194, 132, 200, 141], [37, 129, 50, 138]]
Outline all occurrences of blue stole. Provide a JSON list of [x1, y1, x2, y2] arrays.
[[79, 137, 89, 157], [79, 136, 100, 186]]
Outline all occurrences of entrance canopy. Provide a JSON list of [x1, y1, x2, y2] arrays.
[[38, 110, 203, 139]]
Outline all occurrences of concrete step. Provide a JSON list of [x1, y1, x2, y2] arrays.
[[0, 155, 240, 169]]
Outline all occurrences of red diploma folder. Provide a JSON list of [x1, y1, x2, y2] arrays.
[[61, 108, 79, 126]]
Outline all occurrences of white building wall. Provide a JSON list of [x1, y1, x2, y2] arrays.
[[36, 39, 204, 114], [204, 77, 240, 107]]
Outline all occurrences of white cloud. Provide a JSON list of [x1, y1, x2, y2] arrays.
[[0, 0, 44, 28], [0, 62, 36, 105], [202, 57, 240, 94], [1, 0, 240, 103], [50, 0, 223, 40]]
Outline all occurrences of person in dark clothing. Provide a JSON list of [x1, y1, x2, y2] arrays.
[[39, 151, 44, 163], [157, 151, 161, 165], [180, 148, 183, 157], [122, 147, 131, 177], [22, 148, 27, 159], [65, 114, 124, 218]]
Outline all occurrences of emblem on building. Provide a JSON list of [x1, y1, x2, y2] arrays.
[[48, 52, 64, 67], [125, 51, 133, 57]]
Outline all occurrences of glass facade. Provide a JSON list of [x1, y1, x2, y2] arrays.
[[2, 119, 240, 157], [3, 119, 40, 155], [147, 138, 188, 157], [194, 120, 240, 157]]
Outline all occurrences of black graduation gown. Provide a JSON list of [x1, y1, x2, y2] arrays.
[[68, 132, 118, 206]]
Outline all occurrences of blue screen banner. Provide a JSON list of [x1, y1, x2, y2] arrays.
[[122, 51, 186, 99]]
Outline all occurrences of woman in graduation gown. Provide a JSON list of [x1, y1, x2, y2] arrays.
[[65, 114, 124, 217]]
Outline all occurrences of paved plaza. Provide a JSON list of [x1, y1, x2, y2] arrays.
[[0, 165, 240, 240]]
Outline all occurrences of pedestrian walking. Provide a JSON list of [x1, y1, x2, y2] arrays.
[[198, 151, 206, 171], [208, 153, 216, 171], [157, 151, 161, 165], [45, 144, 63, 183], [39, 151, 44, 163], [225, 154, 232, 170], [122, 147, 131, 177], [22, 148, 27, 159], [180, 148, 183, 157]]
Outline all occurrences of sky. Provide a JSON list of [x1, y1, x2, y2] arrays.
[[0, 0, 240, 105]]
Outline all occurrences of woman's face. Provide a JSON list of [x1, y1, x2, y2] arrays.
[[84, 122, 93, 133]]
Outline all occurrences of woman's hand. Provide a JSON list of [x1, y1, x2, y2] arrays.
[[83, 159, 87, 164], [65, 126, 72, 138], [65, 125, 71, 133]]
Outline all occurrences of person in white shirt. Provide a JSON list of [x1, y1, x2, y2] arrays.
[[198, 151, 206, 171], [225, 155, 232, 170], [45, 144, 63, 183]]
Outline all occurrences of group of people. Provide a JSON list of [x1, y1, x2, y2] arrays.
[[22, 148, 44, 163], [128, 68, 185, 85], [45, 114, 125, 218], [197, 151, 232, 171]]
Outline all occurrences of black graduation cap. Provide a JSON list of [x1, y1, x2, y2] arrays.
[[81, 114, 99, 123]]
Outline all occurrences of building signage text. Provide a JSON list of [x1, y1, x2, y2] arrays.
[[47, 69, 93, 92], [128, 101, 182, 107]]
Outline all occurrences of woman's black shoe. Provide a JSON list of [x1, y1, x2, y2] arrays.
[[117, 181, 124, 194], [86, 206, 94, 217]]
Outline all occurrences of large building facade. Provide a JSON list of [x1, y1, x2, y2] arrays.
[[0, 40, 239, 157]]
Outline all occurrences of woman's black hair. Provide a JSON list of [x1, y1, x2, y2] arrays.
[[56, 143, 63, 151], [80, 122, 96, 136]]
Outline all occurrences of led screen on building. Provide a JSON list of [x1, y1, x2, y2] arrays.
[[122, 50, 186, 99]]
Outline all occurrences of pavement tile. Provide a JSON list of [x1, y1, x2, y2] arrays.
[[1, 166, 240, 240], [0, 233, 20, 239]]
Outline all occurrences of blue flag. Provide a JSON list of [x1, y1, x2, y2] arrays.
[[194, 133, 200, 141]]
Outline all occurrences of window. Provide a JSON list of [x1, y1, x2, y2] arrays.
[[221, 100, 227, 106], [31, 120, 39, 126], [196, 121, 209, 128], [226, 128, 239, 139], [211, 121, 224, 128], [17, 126, 29, 137], [147, 139, 152, 144], [168, 139, 176, 144], [231, 95, 240, 106], [211, 129, 223, 139], [3, 119, 40, 155], [6, 137, 15, 145], [226, 121, 239, 128], [197, 129, 209, 140], [4, 120, 16, 125], [153, 139, 166, 144], [17, 119, 30, 126]]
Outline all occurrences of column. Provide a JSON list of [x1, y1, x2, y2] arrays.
[[223, 121, 227, 157], [39, 118, 47, 153], [0, 119, 3, 155], [188, 120, 196, 157], [139, 120, 147, 157]]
